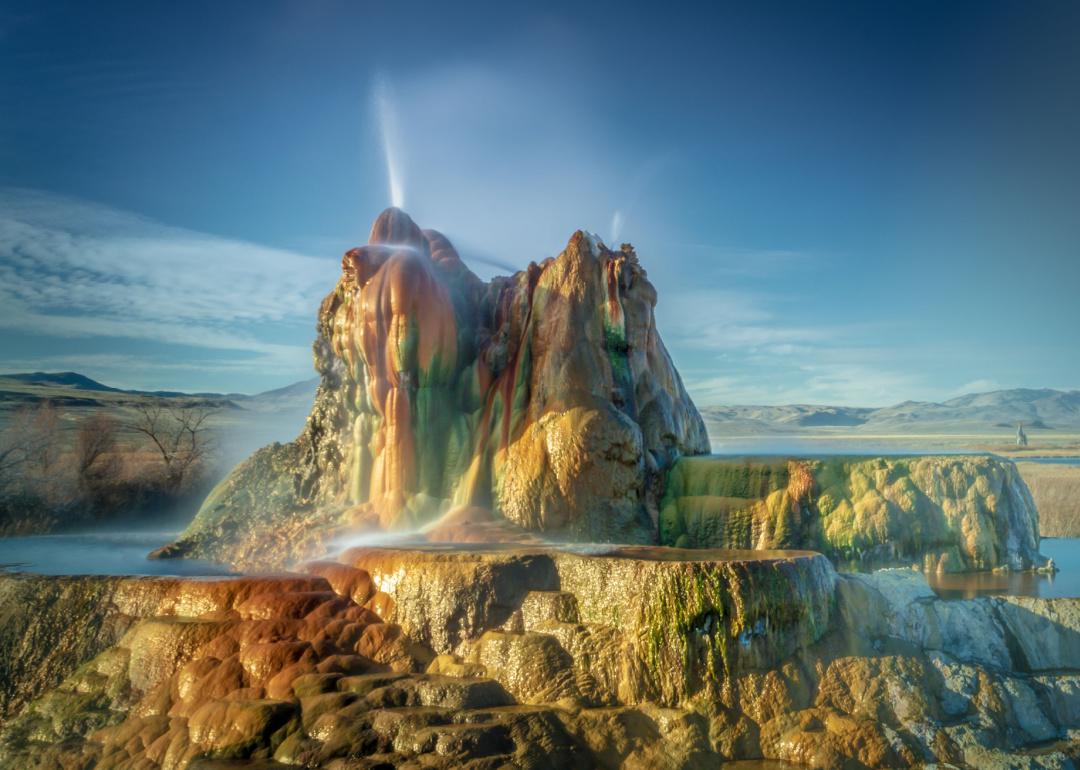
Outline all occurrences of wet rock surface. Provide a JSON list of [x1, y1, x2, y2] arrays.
[[5, 549, 1079, 768], [162, 210, 709, 571], [0, 567, 586, 769], [343, 544, 836, 705], [0, 574, 328, 722], [660, 455, 1046, 572]]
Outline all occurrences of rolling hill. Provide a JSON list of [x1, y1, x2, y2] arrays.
[[4, 372, 1078, 441], [0, 371, 318, 411], [701, 388, 1080, 437]]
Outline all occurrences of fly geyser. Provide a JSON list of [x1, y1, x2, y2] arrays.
[[163, 208, 709, 569], [160, 208, 1048, 577]]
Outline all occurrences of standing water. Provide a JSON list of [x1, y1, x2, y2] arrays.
[[1, 531, 1076, 597], [927, 537, 1080, 599], [0, 531, 232, 576]]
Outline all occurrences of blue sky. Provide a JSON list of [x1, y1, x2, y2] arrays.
[[1, 1, 1078, 405]]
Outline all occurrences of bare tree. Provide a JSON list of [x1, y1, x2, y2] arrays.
[[0, 401, 63, 481], [0, 430, 25, 482], [74, 413, 120, 483], [0, 431, 26, 486], [129, 403, 216, 489]]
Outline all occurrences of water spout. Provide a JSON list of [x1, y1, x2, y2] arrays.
[[373, 74, 405, 209], [610, 209, 623, 244]]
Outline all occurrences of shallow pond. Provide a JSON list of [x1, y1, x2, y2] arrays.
[[0, 531, 1076, 600], [926, 537, 1080, 600], [0, 531, 232, 576], [1015, 456, 1080, 466]]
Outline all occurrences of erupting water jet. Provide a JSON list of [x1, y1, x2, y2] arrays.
[[373, 74, 405, 209]]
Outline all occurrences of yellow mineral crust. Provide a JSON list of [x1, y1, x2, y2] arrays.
[[660, 454, 1044, 571], [167, 209, 708, 568]]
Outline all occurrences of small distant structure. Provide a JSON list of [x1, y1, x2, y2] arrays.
[[1016, 422, 1028, 447]]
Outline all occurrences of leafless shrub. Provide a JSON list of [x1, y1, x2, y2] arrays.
[[0, 401, 62, 482], [74, 413, 120, 485], [0, 400, 220, 534], [129, 403, 216, 490]]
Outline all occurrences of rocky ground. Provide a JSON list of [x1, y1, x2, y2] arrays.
[[2, 546, 1079, 769]]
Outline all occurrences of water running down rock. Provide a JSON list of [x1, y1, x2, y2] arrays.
[[155, 209, 1046, 581]]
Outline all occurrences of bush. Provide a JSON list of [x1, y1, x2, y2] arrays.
[[0, 401, 217, 535]]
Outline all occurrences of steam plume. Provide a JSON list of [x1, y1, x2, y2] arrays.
[[373, 74, 405, 209]]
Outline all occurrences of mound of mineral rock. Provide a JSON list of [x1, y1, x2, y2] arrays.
[[659, 455, 1046, 572], [6, 549, 1080, 769], [154, 210, 1050, 578], [161, 208, 709, 570]]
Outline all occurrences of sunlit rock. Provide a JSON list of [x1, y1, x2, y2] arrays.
[[343, 544, 837, 705], [6, 557, 1080, 768], [165, 209, 708, 570], [660, 455, 1046, 571]]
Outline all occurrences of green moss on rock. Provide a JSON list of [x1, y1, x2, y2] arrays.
[[660, 455, 1044, 572]]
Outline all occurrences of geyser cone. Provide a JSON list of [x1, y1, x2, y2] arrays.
[[166, 209, 709, 570], [369, 206, 426, 251]]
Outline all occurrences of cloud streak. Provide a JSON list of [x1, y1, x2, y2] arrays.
[[657, 285, 929, 407], [0, 188, 337, 390]]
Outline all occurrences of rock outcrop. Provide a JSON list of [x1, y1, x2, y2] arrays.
[[343, 544, 836, 705], [162, 208, 708, 570], [660, 455, 1047, 572], [154, 210, 1047, 580], [7, 552, 1080, 769], [0, 574, 330, 722]]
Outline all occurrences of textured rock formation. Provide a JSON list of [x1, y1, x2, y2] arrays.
[[0, 570, 460, 769], [660, 455, 1047, 571], [0, 574, 344, 724], [343, 544, 836, 705], [9, 553, 1080, 769], [164, 208, 708, 570]]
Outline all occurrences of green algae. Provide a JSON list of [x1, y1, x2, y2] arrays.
[[659, 454, 1041, 572], [637, 558, 828, 704], [165, 212, 713, 566], [660, 458, 796, 550]]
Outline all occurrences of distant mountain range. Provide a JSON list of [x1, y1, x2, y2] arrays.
[[0, 371, 319, 412], [701, 388, 1080, 435], [3, 371, 126, 392], [4, 373, 1079, 436]]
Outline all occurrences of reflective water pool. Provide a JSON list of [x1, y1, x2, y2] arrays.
[[0, 531, 233, 576], [0, 530, 1075, 599], [1015, 456, 1080, 466], [927, 537, 1080, 599]]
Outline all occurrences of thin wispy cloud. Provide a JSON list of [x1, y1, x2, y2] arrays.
[[0, 188, 338, 390], [951, 379, 1002, 397], [658, 285, 929, 407], [668, 243, 815, 279], [682, 365, 925, 409], [658, 288, 834, 352]]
